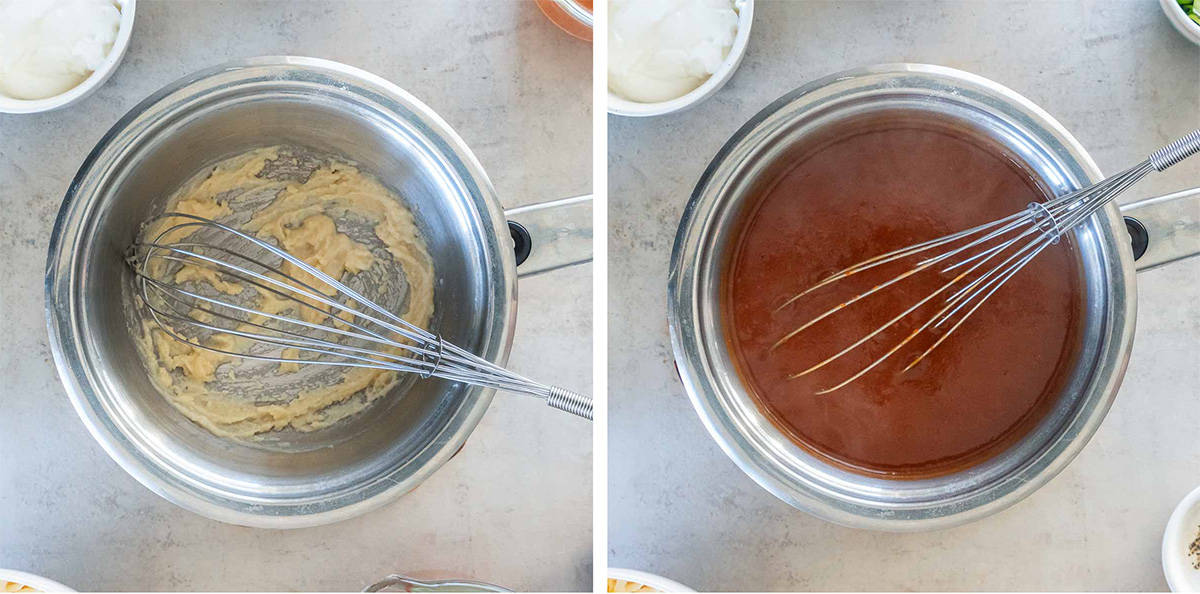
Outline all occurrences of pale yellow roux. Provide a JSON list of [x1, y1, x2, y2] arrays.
[[134, 147, 435, 438]]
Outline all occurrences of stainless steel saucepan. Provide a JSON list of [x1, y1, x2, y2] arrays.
[[669, 64, 1199, 531], [45, 56, 591, 528]]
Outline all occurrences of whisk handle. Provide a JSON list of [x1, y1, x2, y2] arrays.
[[1149, 129, 1200, 171], [546, 386, 593, 420]]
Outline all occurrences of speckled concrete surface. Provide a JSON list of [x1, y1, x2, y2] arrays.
[[0, 2, 591, 591], [609, 1, 1199, 591]]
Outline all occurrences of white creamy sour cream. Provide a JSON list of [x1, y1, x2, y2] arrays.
[[0, 0, 121, 100], [609, 0, 739, 103]]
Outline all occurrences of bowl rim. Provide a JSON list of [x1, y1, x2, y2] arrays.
[[607, 0, 754, 117], [0, 569, 75, 592], [558, 0, 594, 29], [1163, 483, 1200, 591], [608, 568, 695, 592], [43, 56, 516, 528], [0, 0, 137, 114], [1159, 0, 1200, 45]]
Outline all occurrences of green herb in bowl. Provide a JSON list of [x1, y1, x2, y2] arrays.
[[1179, 0, 1200, 26]]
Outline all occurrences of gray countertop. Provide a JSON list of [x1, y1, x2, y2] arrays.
[[609, 1, 1199, 591], [0, 1, 591, 591]]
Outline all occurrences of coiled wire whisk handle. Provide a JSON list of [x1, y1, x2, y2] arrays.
[[546, 386, 593, 420], [1149, 129, 1200, 171]]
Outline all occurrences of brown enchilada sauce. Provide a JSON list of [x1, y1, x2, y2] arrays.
[[723, 113, 1084, 478]]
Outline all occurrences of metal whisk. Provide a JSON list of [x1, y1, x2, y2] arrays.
[[776, 129, 1200, 394], [128, 213, 592, 420]]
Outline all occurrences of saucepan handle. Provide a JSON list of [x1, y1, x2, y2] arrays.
[[504, 195, 593, 277], [1119, 187, 1200, 272]]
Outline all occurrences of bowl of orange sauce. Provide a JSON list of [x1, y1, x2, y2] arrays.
[[536, 0, 593, 41]]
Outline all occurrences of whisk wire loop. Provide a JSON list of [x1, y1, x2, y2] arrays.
[[130, 212, 592, 419], [777, 129, 1199, 393]]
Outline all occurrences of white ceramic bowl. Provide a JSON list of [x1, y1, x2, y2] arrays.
[[608, 568, 694, 592], [0, 0, 136, 114], [1164, 484, 1200, 591], [0, 569, 75, 592], [1160, 0, 1200, 45], [607, 0, 753, 117]]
